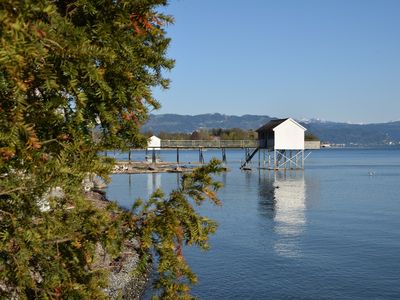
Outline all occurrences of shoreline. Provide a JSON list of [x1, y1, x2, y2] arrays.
[[86, 191, 150, 299], [112, 161, 203, 174]]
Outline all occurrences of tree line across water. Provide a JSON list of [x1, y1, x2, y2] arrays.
[[144, 128, 320, 141]]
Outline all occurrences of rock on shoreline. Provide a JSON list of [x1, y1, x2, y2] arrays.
[[104, 244, 151, 300], [112, 161, 198, 174], [86, 191, 151, 299]]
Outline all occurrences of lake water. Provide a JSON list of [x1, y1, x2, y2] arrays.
[[106, 148, 400, 299]]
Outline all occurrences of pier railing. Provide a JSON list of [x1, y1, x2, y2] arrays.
[[159, 140, 259, 149], [148, 140, 320, 149]]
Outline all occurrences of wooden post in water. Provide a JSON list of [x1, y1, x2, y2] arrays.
[[199, 148, 204, 164], [176, 148, 180, 165], [152, 148, 156, 163], [128, 149, 131, 163]]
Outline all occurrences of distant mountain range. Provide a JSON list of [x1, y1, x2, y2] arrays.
[[142, 113, 400, 146]]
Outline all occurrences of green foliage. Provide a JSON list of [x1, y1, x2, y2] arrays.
[[216, 128, 257, 140], [304, 132, 320, 141], [0, 1, 223, 299], [121, 159, 224, 299], [147, 128, 258, 141]]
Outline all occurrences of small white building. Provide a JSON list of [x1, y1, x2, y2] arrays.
[[254, 118, 307, 170], [147, 135, 161, 150], [256, 118, 306, 150]]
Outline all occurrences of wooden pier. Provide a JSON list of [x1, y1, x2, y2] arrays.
[[144, 139, 259, 166], [159, 140, 259, 149], [158, 140, 319, 150], [106, 137, 320, 173], [107, 118, 319, 172]]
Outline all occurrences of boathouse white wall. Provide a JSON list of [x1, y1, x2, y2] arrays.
[[273, 119, 306, 150], [147, 135, 161, 150]]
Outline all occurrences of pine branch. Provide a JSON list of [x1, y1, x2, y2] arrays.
[[0, 187, 26, 196]]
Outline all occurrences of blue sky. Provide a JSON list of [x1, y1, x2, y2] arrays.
[[154, 0, 400, 123]]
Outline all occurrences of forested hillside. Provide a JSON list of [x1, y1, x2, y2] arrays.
[[142, 114, 400, 146]]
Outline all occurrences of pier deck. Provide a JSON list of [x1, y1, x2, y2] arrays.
[[148, 140, 319, 149], [159, 140, 259, 149]]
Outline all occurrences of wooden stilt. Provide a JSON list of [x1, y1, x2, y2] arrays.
[[222, 148, 227, 163], [199, 148, 204, 164]]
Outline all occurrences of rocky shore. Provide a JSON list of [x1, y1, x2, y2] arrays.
[[112, 161, 228, 174], [112, 161, 200, 174], [103, 242, 151, 300], [86, 191, 151, 299]]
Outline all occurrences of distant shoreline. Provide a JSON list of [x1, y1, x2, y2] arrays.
[[320, 145, 400, 149]]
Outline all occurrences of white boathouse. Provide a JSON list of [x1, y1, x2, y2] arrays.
[[240, 118, 312, 170], [256, 118, 306, 170], [256, 118, 306, 150], [147, 135, 161, 150], [146, 135, 161, 163]]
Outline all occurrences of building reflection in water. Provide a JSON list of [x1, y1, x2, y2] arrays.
[[258, 170, 307, 258], [147, 173, 161, 196]]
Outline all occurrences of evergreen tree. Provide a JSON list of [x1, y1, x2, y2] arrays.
[[0, 1, 222, 298]]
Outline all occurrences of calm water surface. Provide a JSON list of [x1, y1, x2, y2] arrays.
[[107, 148, 400, 299]]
